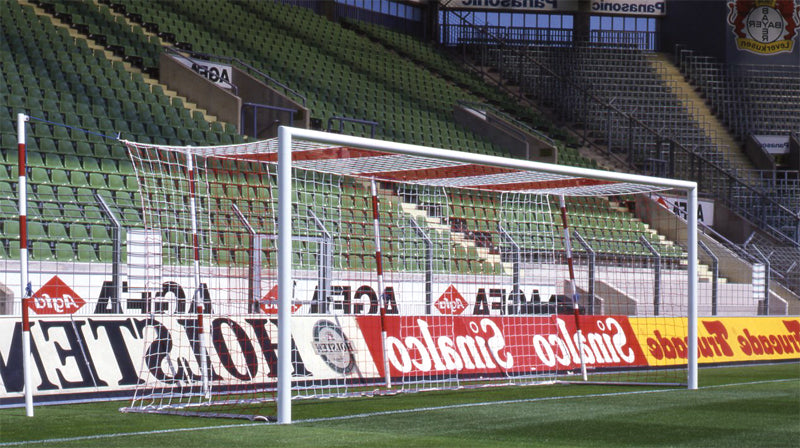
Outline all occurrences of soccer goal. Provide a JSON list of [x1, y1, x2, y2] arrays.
[[120, 126, 698, 423]]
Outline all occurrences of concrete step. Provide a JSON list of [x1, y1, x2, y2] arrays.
[[398, 197, 506, 271]]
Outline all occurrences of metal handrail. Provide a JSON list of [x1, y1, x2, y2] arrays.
[[457, 100, 557, 149], [166, 47, 307, 107], [241, 102, 297, 138], [327, 116, 380, 137]]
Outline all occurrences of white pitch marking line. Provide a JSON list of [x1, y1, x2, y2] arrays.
[[1, 379, 794, 447]]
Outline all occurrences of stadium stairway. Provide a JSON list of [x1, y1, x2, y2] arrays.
[[385, 184, 507, 274], [24, 0, 221, 128], [647, 53, 755, 177]]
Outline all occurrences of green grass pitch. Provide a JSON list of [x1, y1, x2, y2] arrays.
[[1, 363, 797, 448]]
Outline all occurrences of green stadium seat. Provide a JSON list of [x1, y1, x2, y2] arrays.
[[53, 242, 76, 261], [0, 199, 17, 216], [2, 219, 20, 237], [125, 175, 139, 191], [40, 202, 63, 220], [62, 204, 83, 220], [77, 243, 99, 262], [90, 224, 111, 241], [118, 160, 135, 176], [121, 208, 140, 224], [64, 155, 82, 171], [29, 167, 49, 184], [52, 126, 70, 141], [89, 173, 107, 189], [27, 221, 46, 240], [69, 224, 90, 242], [98, 244, 114, 262], [75, 141, 94, 157], [50, 169, 70, 186], [31, 241, 53, 261], [107, 174, 125, 191], [69, 171, 90, 189]]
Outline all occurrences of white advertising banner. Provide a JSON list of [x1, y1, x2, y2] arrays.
[[0, 265, 563, 405], [0, 313, 643, 404], [173, 55, 234, 89], [0, 315, 375, 403], [753, 135, 791, 155], [2, 266, 558, 318], [655, 194, 715, 227], [590, 0, 665, 16]]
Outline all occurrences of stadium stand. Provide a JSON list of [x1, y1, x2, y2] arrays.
[[437, 11, 798, 293], [473, 43, 749, 176], [0, 0, 239, 261], [1, 0, 673, 268], [2, 0, 796, 302]]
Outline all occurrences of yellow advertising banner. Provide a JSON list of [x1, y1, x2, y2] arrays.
[[630, 317, 800, 366]]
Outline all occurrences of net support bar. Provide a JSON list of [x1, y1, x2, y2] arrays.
[[371, 179, 391, 389], [277, 127, 293, 424], [185, 148, 209, 398], [559, 195, 587, 381], [409, 217, 433, 314]]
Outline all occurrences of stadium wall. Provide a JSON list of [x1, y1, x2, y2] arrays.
[[159, 53, 242, 129]]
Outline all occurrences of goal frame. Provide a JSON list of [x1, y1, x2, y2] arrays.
[[275, 126, 699, 424]]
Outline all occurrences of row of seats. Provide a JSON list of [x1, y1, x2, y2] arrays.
[[0, 0, 245, 263], [488, 44, 743, 176], [113, 0, 505, 154]]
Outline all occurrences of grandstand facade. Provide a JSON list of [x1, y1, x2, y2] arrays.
[[0, 0, 798, 409]]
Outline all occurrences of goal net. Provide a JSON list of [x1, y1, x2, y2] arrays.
[[121, 127, 698, 422]]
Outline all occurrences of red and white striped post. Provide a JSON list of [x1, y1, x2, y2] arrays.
[[18, 113, 34, 416], [370, 179, 391, 388], [185, 148, 209, 397], [558, 195, 588, 381]]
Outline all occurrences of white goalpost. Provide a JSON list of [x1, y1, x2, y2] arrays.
[[119, 126, 698, 424]]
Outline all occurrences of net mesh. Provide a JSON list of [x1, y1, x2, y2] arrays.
[[121, 136, 691, 420]]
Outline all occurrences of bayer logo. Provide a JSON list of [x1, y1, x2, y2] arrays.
[[744, 7, 786, 43], [312, 320, 357, 374]]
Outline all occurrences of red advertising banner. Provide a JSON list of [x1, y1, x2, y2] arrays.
[[355, 315, 652, 377]]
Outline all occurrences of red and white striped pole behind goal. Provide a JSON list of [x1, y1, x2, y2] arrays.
[[185, 148, 209, 397], [370, 178, 391, 388], [558, 195, 588, 381], [17, 113, 33, 416]]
